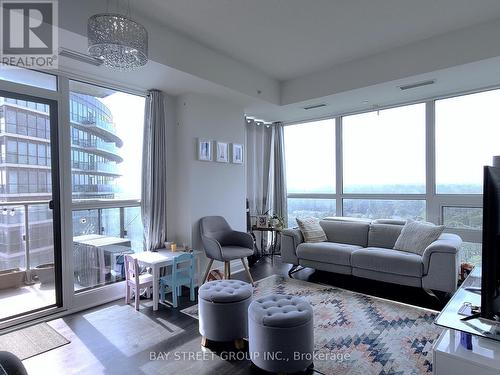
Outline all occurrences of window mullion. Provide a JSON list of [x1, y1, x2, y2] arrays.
[[335, 116, 343, 216]]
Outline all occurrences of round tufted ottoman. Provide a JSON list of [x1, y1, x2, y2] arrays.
[[248, 294, 314, 374], [198, 279, 253, 348]]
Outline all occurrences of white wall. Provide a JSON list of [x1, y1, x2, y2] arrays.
[[282, 17, 500, 105], [167, 93, 247, 275]]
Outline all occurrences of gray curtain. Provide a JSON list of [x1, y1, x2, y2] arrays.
[[246, 120, 288, 250], [273, 122, 288, 223], [141, 89, 168, 251]]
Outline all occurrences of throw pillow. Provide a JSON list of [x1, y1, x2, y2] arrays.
[[296, 217, 327, 243], [393, 220, 445, 255]]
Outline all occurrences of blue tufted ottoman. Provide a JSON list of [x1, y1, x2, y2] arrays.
[[248, 294, 314, 374], [198, 279, 253, 349]]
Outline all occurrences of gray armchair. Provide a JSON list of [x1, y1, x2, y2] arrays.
[[200, 216, 255, 285]]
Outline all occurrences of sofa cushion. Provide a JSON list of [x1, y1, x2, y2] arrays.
[[368, 223, 403, 248], [296, 217, 327, 243], [296, 242, 362, 266], [319, 220, 369, 247], [351, 247, 423, 277], [394, 220, 445, 255]]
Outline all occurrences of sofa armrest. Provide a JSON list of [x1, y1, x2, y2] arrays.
[[421, 233, 462, 274], [280, 228, 304, 265]]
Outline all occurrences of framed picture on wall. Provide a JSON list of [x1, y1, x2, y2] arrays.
[[198, 139, 212, 161], [216, 141, 229, 163], [232, 143, 244, 164]]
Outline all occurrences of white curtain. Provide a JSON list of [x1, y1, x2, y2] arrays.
[[141, 90, 168, 251]]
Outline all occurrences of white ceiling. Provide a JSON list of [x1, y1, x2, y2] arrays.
[[134, 0, 500, 80]]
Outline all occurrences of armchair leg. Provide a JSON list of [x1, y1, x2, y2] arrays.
[[202, 259, 214, 284], [241, 258, 254, 286]]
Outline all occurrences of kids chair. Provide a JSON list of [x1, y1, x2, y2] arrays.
[[124, 254, 153, 310], [159, 252, 196, 308]]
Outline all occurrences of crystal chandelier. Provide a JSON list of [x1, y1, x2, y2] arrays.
[[87, 1, 148, 71]]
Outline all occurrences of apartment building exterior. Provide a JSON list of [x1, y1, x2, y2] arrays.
[[0, 93, 123, 271]]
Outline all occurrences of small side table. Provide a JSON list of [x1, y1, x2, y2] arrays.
[[251, 226, 281, 263]]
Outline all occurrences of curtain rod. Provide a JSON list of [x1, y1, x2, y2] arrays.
[[245, 116, 281, 126]]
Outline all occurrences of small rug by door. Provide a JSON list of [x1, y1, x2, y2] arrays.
[[0, 322, 70, 360], [181, 275, 442, 375]]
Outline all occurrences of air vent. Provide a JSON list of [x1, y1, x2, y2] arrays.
[[303, 103, 327, 110], [399, 80, 435, 91], [58, 48, 103, 66]]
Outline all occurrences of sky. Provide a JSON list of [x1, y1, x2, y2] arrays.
[[285, 89, 500, 193], [100, 92, 145, 200]]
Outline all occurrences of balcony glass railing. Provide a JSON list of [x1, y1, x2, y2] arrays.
[[0, 200, 143, 312], [0, 201, 56, 321], [70, 113, 117, 135], [71, 138, 121, 155], [1, 152, 51, 167], [72, 200, 142, 291], [0, 184, 51, 195], [73, 184, 118, 193], [71, 161, 120, 174]]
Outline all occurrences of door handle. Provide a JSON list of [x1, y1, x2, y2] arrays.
[[49, 200, 54, 210]]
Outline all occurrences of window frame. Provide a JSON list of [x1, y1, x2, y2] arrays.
[[0, 68, 147, 329], [284, 97, 490, 246]]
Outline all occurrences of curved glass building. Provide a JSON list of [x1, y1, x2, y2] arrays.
[[69, 93, 122, 200], [0, 93, 123, 269]]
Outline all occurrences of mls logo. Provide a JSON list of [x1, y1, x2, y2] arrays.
[[1, 0, 58, 68]]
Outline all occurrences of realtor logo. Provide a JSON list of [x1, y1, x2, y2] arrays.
[[0, 0, 58, 68]]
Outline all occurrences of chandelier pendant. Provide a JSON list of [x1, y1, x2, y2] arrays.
[[88, 12, 148, 71]]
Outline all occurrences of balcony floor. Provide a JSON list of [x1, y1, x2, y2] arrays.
[[0, 282, 56, 321]]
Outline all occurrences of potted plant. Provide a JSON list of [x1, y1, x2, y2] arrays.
[[270, 214, 285, 230]]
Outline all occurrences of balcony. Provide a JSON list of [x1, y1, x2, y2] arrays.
[[71, 160, 121, 175], [73, 184, 119, 194], [0, 184, 51, 195], [0, 152, 51, 167], [71, 138, 123, 163], [70, 113, 122, 146], [0, 199, 142, 321]]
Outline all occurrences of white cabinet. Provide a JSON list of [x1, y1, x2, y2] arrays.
[[433, 329, 500, 375]]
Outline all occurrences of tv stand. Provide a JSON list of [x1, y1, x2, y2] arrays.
[[433, 267, 500, 374]]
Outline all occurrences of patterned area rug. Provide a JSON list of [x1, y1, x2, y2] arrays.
[[181, 275, 442, 375]]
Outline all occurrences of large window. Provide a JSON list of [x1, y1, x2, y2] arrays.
[[343, 104, 426, 194], [287, 198, 336, 228], [436, 90, 500, 194], [284, 119, 335, 194], [284, 119, 336, 225], [69, 80, 145, 292], [343, 199, 425, 221], [69, 80, 144, 201], [284, 94, 494, 266]]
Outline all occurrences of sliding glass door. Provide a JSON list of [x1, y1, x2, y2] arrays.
[[0, 89, 62, 322]]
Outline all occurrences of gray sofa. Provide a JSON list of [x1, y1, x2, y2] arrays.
[[281, 217, 462, 293]]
